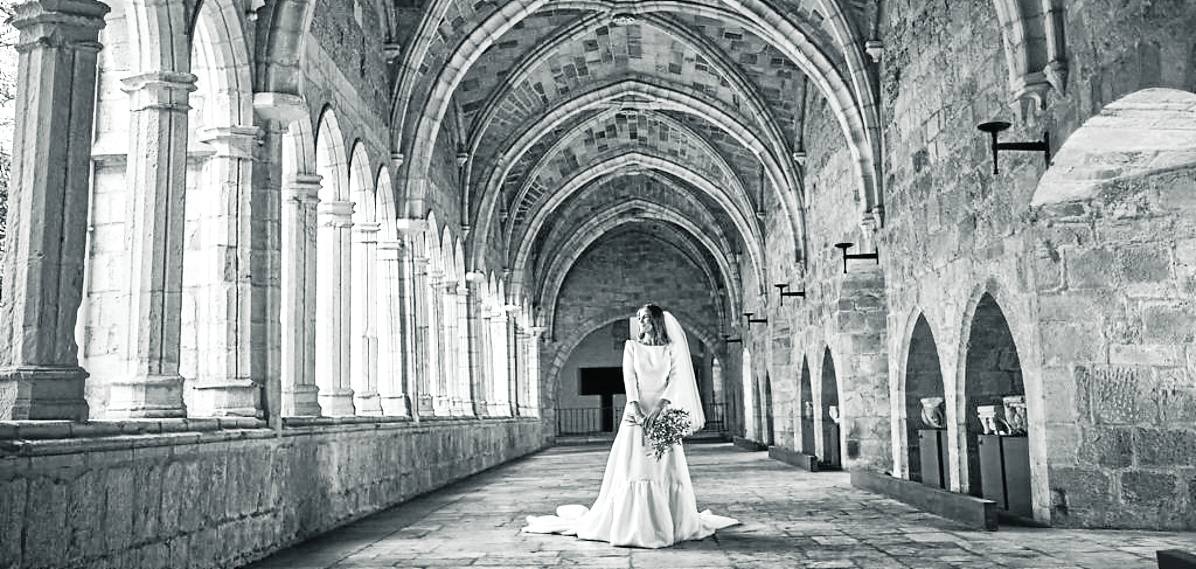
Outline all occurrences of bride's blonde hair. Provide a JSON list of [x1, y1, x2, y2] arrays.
[[637, 304, 670, 345]]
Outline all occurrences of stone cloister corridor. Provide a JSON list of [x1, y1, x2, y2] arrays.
[[1, 0, 1196, 567]]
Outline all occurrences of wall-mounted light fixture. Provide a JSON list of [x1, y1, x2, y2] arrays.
[[977, 121, 1050, 175], [834, 242, 879, 274], [721, 333, 743, 345], [744, 312, 768, 326], [774, 283, 806, 306]]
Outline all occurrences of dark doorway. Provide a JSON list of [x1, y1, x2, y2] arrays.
[[579, 367, 625, 432], [820, 348, 841, 469], [799, 357, 815, 454], [905, 315, 946, 485]]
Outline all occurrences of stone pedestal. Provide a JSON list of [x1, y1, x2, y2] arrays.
[[316, 200, 355, 416], [280, 174, 323, 416], [0, 0, 109, 420]]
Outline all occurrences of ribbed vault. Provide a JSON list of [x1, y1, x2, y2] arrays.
[[390, 0, 881, 335]]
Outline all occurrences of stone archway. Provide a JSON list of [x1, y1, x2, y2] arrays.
[[960, 293, 1027, 513], [820, 347, 842, 469], [799, 357, 815, 455], [903, 314, 946, 484]]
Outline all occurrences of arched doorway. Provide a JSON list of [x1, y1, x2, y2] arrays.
[[961, 293, 1029, 517], [799, 357, 815, 455], [762, 373, 774, 446], [820, 348, 841, 469], [904, 315, 946, 486], [741, 348, 756, 440]]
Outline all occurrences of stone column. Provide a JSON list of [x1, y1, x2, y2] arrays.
[[412, 256, 434, 416], [527, 327, 545, 417], [467, 283, 489, 417], [351, 221, 382, 416], [0, 0, 108, 420], [280, 173, 322, 416], [430, 273, 452, 416], [452, 281, 473, 416], [316, 199, 355, 415], [254, 92, 307, 427], [107, 66, 197, 418], [377, 238, 409, 416], [185, 125, 263, 417], [490, 310, 512, 417], [515, 328, 532, 416], [506, 313, 519, 417]]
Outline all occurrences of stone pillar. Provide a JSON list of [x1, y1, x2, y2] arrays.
[[351, 221, 382, 416], [185, 125, 263, 417], [515, 328, 531, 416], [0, 0, 108, 420], [279, 173, 322, 416], [430, 273, 452, 416], [527, 327, 545, 417], [490, 310, 512, 417], [107, 67, 197, 418], [452, 281, 473, 416], [377, 239, 409, 416], [412, 256, 434, 416], [315, 200, 355, 415], [254, 92, 308, 427], [467, 283, 489, 416]]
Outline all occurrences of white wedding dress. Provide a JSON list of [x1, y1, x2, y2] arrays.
[[522, 337, 739, 548]]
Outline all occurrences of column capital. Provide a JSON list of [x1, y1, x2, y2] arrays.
[[318, 199, 355, 225], [253, 91, 307, 124], [121, 70, 197, 113], [395, 217, 427, 235], [10, 0, 109, 39], [198, 125, 260, 159], [529, 326, 548, 338], [391, 152, 405, 170], [377, 239, 403, 252], [285, 173, 323, 201], [354, 221, 382, 243]]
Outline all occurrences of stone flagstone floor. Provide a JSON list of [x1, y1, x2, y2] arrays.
[[245, 443, 1196, 569]]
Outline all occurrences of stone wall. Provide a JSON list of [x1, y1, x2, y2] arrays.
[[0, 418, 545, 569]]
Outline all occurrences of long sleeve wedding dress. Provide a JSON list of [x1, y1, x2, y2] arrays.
[[522, 312, 738, 548]]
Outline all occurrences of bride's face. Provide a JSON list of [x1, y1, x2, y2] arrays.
[[636, 310, 654, 334]]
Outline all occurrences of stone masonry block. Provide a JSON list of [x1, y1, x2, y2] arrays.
[[1136, 428, 1196, 467], [1079, 427, 1133, 468], [1042, 322, 1105, 367], [1121, 470, 1179, 507], [1075, 366, 1144, 425]]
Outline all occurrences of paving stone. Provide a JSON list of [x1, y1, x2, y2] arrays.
[[245, 444, 1196, 569]]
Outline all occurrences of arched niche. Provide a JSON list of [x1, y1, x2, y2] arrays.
[[960, 293, 1027, 508], [761, 373, 774, 446], [799, 356, 815, 455], [820, 347, 842, 469], [903, 314, 946, 485]]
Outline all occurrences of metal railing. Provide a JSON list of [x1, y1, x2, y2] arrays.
[[556, 403, 728, 436]]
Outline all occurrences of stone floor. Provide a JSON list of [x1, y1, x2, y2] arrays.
[[245, 443, 1196, 569]]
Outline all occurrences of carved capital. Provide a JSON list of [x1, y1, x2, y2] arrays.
[[121, 71, 197, 113], [253, 92, 307, 123], [197, 125, 260, 159]]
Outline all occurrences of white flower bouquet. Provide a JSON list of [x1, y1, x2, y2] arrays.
[[643, 407, 692, 460]]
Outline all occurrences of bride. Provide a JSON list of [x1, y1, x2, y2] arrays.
[[522, 304, 739, 548]]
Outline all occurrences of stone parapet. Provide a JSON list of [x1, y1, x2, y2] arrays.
[[0, 417, 545, 568]]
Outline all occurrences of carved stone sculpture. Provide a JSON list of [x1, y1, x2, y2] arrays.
[[919, 396, 946, 429], [977, 404, 1010, 435], [827, 405, 841, 425], [1003, 395, 1027, 435]]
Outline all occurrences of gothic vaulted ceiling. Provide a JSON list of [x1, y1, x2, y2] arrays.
[[388, 0, 882, 330]]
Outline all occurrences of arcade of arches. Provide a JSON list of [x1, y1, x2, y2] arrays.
[[0, 0, 1195, 567]]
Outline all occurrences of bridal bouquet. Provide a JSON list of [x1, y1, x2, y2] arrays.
[[644, 408, 692, 460]]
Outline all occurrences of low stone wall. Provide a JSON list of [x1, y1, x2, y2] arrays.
[[0, 417, 546, 569]]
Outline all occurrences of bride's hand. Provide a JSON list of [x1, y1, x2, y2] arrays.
[[644, 399, 671, 427]]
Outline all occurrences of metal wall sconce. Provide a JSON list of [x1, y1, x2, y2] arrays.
[[774, 283, 806, 306], [977, 121, 1051, 175], [721, 333, 743, 344], [834, 242, 879, 274], [744, 312, 768, 326]]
